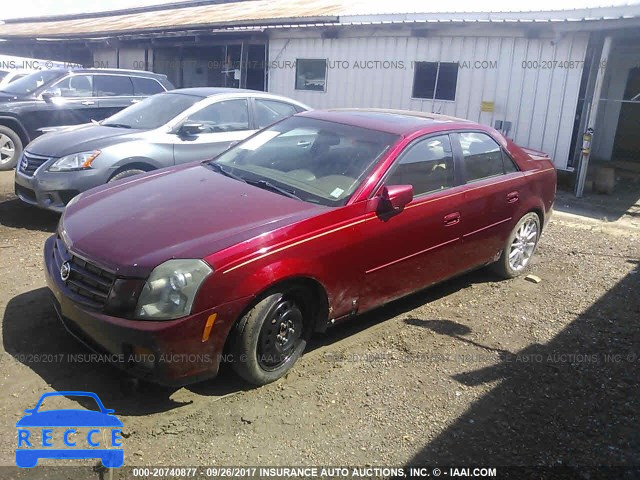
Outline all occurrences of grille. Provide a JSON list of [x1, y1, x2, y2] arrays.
[[53, 234, 116, 309], [19, 151, 52, 177]]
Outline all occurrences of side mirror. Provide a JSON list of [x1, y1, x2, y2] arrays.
[[178, 122, 204, 136], [41, 90, 59, 103], [379, 185, 413, 212]]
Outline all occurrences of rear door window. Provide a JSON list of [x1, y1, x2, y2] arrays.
[[185, 99, 249, 133], [132, 77, 165, 96], [503, 151, 520, 173], [459, 132, 506, 182], [254, 99, 300, 128], [94, 75, 134, 96]]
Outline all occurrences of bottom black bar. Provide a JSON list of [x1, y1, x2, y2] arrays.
[[1, 466, 639, 480]]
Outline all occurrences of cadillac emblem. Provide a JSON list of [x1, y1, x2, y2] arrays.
[[60, 261, 71, 282]]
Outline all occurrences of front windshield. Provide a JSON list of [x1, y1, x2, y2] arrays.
[[0, 70, 62, 95], [211, 116, 399, 207], [102, 92, 200, 130]]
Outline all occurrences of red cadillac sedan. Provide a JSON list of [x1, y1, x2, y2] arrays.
[[44, 109, 556, 386]]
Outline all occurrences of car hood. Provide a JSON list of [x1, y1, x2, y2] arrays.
[[62, 164, 326, 276], [27, 124, 147, 157]]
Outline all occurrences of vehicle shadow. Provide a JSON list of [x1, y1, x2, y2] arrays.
[[1, 287, 245, 416], [307, 267, 502, 353], [403, 318, 512, 356], [0, 197, 59, 232], [404, 262, 640, 466], [2, 268, 499, 416]]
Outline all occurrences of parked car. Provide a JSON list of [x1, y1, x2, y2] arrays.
[[43, 109, 556, 386], [15, 88, 310, 211], [0, 68, 173, 170], [0, 54, 79, 90]]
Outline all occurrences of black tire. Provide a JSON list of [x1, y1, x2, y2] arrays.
[[0, 125, 23, 171], [492, 212, 541, 279], [231, 287, 312, 385], [108, 168, 147, 183]]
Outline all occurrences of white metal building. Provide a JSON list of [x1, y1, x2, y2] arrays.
[[267, 28, 589, 171], [0, 0, 639, 181]]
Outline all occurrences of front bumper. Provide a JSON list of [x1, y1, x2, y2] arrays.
[[15, 158, 110, 212], [44, 235, 250, 386]]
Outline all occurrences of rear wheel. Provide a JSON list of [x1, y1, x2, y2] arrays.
[[108, 168, 146, 183], [231, 287, 311, 385], [0, 126, 23, 170], [492, 212, 541, 278]]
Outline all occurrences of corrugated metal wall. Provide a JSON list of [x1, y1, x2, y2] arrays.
[[268, 29, 589, 169]]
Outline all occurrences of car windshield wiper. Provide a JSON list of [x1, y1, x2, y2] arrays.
[[208, 162, 246, 183], [246, 179, 302, 201], [102, 123, 132, 129]]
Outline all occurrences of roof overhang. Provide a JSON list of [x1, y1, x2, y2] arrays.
[[0, 0, 638, 42]]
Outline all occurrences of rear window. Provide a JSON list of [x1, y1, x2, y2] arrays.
[[132, 77, 164, 96]]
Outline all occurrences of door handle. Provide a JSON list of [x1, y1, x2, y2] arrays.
[[443, 212, 461, 226], [297, 141, 311, 147], [81, 100, 95, 106], [507, 191, 519, 203], [131, 99, 141, 104]]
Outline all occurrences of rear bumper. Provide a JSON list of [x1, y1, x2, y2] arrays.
[[44, 235, 250, 386]]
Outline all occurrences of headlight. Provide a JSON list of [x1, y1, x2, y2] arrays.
[[136, 259, 212, 320], [48, 150, 100, 172]]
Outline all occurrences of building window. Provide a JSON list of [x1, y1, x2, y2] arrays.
[[412, 62, 458, 101], [295, 59, 327, 91]]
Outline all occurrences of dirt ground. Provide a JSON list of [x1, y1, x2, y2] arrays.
[[0, 169, 639, 476]]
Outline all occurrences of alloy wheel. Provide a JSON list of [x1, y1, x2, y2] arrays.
[[508, 217, 539, 271], [0, 134, 15, 165]]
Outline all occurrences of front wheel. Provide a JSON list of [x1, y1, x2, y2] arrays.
[[492, 212, 541, 278], [108, 168, 147, 183], [231, 288, 311, 385]]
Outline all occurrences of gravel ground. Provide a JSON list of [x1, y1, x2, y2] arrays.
[[0, 170, 639, 475]]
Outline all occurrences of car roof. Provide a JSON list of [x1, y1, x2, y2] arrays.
[[161, 89, 311, 110], [299, 108, 475, 135], [46, 68, 166, 78], [168, 87, 299, 99], [167, 87, 256, 97]]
